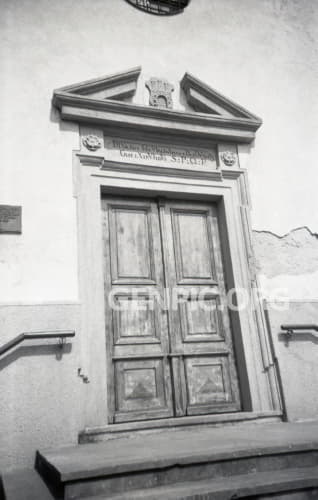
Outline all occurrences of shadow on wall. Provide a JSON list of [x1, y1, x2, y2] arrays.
[[278, 331, 318, 347], [0, 343, 73, 372]]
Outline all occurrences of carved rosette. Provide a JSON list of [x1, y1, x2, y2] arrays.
[[82, 135, 102, 152], [221, 151, 237, 167]]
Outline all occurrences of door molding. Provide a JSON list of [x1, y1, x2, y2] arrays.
[[73, 132, 282, 430]]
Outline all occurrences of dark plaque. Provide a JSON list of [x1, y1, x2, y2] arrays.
[[0, 205, 22, 234]]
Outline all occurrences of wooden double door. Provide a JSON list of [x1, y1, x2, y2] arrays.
[[102, 196, 241, 423]]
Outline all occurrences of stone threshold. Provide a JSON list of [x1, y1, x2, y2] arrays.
[[79, 410, 282, 443]]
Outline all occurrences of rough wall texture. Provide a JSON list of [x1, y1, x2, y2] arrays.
[[254, 227, 318, 422], [253, 227, 318, 301]]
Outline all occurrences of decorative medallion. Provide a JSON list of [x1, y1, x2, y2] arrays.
[[82, 134, 102, 151], [221, 151, 237, 167], [125, 0, 190, 16], [146, 78, 174, 109]]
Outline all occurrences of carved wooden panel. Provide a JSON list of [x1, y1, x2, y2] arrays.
[[112, 293, 160, 345], [185, 354, 239, 414], [114, 358, 172, 422], [179, 296, 224, 343], [171, 209, 217, 285], [109, 205, 156, 284]]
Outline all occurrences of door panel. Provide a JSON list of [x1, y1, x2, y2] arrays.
[[109, 204, 156, 284], [161, 200, 241, 416], [112, 294, 161, 345], [185, 354, 237, 414], [179, 295, 225, 343], [102, 197, 173, 423], [171, 209, 217, 285], [114, 358, 172, 422]]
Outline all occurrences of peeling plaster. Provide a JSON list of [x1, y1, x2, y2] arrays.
[[253, 226, 318, 240], [253, 226, 318, 278], [253, 227, 318, 301]]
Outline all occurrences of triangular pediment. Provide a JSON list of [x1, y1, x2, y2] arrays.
[[181, 72, 261, 121], [53, 67, 262, 144], [55, 66, 141, 101]]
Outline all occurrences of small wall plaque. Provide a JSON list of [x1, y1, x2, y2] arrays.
[[0, 205, 22, 234]]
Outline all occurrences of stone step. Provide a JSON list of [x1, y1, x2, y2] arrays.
[[106, 467, 318, 499], [1, 468, 55, 500], [35, 422, 318, 499]]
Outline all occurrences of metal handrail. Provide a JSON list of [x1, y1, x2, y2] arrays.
[[281, 324, 318, 339], [0, 330, 75, 356]]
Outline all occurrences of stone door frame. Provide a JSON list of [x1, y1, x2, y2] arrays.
[[73, 126, 282, 431]]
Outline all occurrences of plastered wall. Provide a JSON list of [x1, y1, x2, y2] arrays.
[[253, 227, 318, 302], [254, 227, 318, 421], [0, 0, 317, 470], [1, 0, 317, 301], [265, 301, 318, 422], [0, 303, 82, 470]]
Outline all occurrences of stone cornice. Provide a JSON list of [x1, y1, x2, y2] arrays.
[[53, 92, 260, 143], [53, 69, 262, 144], [76, 154, 245, 183]]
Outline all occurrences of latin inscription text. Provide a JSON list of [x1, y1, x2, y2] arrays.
[[104, 137, 216, 170]]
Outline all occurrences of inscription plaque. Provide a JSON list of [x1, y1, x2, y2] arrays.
[[104, 137, 217, 171], [0, 205, 22, 234]]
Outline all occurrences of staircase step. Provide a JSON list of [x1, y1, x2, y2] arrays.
[[106, 467, 318, 499], [1, 468, 55, 500], [35, 422, 318, 499]]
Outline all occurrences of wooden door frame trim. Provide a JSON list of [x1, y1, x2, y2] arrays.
[[73, 134, 282, 431]]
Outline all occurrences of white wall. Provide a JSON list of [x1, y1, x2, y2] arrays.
[[1, 0, 317, 302], [266, 301, 318, 422], [1, 1, 317, 470], [0, 303, 82, 470]]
